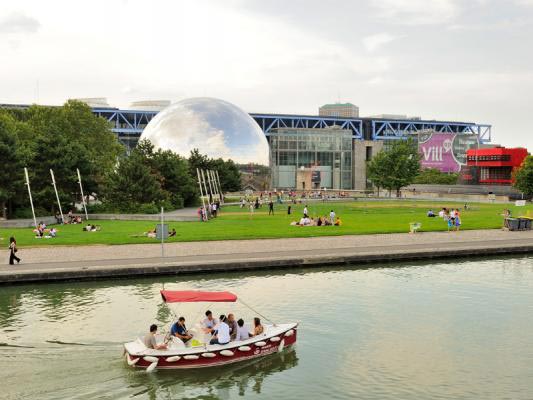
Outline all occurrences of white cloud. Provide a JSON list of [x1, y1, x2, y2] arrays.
[[371, 0, 460, 24], [362, 33, 397, 52], [0, 12, 40, 34]]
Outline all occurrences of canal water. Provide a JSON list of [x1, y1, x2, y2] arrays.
[[2, 256, 533, 399]]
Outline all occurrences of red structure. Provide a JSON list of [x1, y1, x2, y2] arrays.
[[463, 147, 528, 184]]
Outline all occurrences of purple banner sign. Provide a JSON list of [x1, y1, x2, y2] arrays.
[[418, 133, 460, 173]]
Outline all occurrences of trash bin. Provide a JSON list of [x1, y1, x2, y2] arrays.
[[505, 218, 519, 231], [518, 218, 532, 230]]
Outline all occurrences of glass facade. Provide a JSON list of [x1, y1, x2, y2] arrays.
[[269, 128, 353, 189]]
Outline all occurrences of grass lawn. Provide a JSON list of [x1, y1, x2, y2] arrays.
[[1, 200, 531, 248]]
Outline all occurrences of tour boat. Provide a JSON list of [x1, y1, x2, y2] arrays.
[[123, 290, 298, 371]]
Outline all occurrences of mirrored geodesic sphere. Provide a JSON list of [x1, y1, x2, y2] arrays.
[[139, 97, 270, 165]]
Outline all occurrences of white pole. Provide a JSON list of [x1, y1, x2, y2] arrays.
[[208, 170, 217, 202], [161, 207, 165, 257], [215, 170, 224, 204], [50, 169, 64, 224], [212, 170, 221, 202], [196, 168, 207, 210], [201, 169, 211, 205], [206, 169, 215, 203], [77, 168, 89, 221], [24, 167, 37, 228]]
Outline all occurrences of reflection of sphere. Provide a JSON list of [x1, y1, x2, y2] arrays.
[[140, 97, 269, 165]]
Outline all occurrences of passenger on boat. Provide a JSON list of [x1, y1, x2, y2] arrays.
[[250, 317, 264, 337], [210, 315, 230, 345], [202, 310, 218, 334], [143, 324, 168, 350], [235, 318, 250, 341], [227, 313, 238, 341], [170, 317, 193, 343]]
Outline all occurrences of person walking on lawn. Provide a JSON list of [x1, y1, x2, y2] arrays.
[[269, 200, 274, 215], [8, 236, 21, 265]]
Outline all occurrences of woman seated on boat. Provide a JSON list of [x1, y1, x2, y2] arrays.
[[209, 315, 230, 345], [170, 316, 193, 344], [202, 310, 218, 334], [235, 318, 250, 341], [143, 324, 168, 350], [227, 313, 238, 341], [250, 317, 264, 337]]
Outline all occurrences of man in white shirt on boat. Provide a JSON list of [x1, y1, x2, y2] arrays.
[[210, 315, 230, 345], [235, 318, 250, 341], [202, 310, 218, 334]]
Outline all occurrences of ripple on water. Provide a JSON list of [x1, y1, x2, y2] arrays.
[[2, 256, 533, 399]]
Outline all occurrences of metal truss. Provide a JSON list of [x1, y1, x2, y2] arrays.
[[1, 104, 491, 144], [92, 108, 158, 135], [371, 119, 491, 142], [250, 114, 363, 139]]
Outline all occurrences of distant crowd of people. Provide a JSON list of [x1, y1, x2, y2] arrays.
[[198, 200, 221, 222], [427, 207, 462, 231], [290, 206, 341, 226], [33, 221, 58, 238]]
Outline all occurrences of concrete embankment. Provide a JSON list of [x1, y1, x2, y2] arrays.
[[1, 229, 533, 284]]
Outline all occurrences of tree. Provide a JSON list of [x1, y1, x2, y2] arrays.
[[152, 149, 198, 207], [29, 133, 92, 210], [104, 152, 165, 210], [366, 139, 421, 197], [414, 168, 458, 185], [188, 149, 242, 192], [0, 114, 20, 219], [366, 150, 388, 197], [513, 156, 533, 196], [0, 102, 124, 217]]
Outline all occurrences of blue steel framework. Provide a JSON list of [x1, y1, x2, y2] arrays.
[[371, 119, 491, 141], [91, 108, 491, 143], [250, 113, 363, 139], [0, 105, 492, 143]]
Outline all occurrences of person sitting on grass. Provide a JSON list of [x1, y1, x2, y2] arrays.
[[146, 228, 156, 238], [335, 216, 342, 226], [323, 217, 332, 226], [427, 209, 436, 217], [49, 228, 57, 238], [447, 217, 455, 231], [169, 228, 176, 237]]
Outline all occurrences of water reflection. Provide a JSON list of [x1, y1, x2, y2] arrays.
[[2, 256, 533, 399], [125, 349, 298, 400]]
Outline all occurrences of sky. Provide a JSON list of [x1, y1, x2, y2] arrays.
[[1, 0, 532, 148]]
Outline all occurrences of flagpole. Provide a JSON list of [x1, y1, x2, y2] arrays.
[[24, 167, 37, 228], [50, 169, 64, 224], [215, 170, 224, 204], [196, 168, 207, 211], [77, 168, 89, 221]]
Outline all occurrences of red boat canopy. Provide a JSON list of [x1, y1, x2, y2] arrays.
[[160, 290, 238, 303]]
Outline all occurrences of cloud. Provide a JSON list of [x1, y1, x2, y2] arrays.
[[371, 0, 460, 24], [362, 33, 397, 52], [0, 12, 40, 34]]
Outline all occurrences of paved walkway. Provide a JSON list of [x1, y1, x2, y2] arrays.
[[1, 229, 533, 283]]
